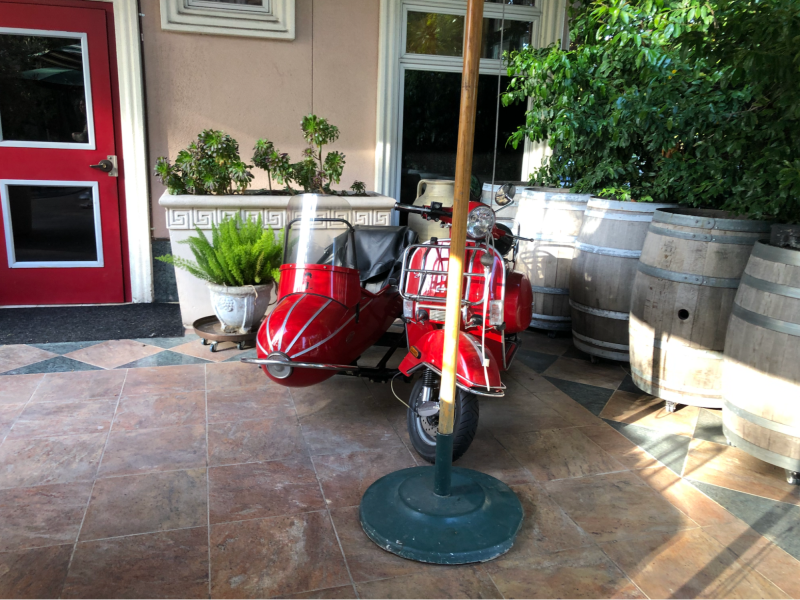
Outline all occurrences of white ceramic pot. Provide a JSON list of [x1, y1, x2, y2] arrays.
[[408, 179, 454, 242], [207, 282, 273, 334]]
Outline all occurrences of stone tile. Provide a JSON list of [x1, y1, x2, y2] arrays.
[[290, 377, 375, 418], [313, 449, 417, 509], [0, 374, 44, 405], [207, 387, 294, 424], [544, 471, 698, 543], [134, 334, 200, 349], [480, 396, 574, 437], [579, 424, 660, 470], [0, 433, 106, 489], [0, 346, 57, 374], [450, 430, 534, 485], [542, 356, 626, 390], [355, 567, 501, 599], [118, 350, 210, 369], [330, 506, 445, 583], [601, 528, 788, 599], [209, 456, 324, 523], [281, 585, 357, 599], [98, 424, 207, 478], [691, 481, 800, 561], [2, 356, 102, 376], [502, 428, 626, 482], [80, 468, 207, 540], [684, 439, 800, 506], [171, 339, 251, 363], [210, 511, 350, 598], [694, 407, 727, 445], [64, 339, 163, 370], [562, 344, 593, 361], [206, 361, 272, 391], [483, 483, 594, 571], [226, 348, 257, 362], [0, 403, 24, 429], [29, 341, 103, 355], [517, 330, 574, 356], [122, 364, 206, 396], [514, 348, 560, 374], [0, 482, 93, 551], [63, 527, 209, 599], [617, 374, 644, 394], [209, 417, 306, 466], [635, 465, 736, 526], [113, 391, 206, 431], [300, 410, 405, 457], [533, 389, 607, 427], [0, 545, 72, 599], [600, 390, 700, 437], [9, 398, 117, 439], [30, 370, 126, 403], [703, 520, 800, 598], [489, 546, 645, 599], [544, 377, 615, 416], [606, 420, 691, 475]]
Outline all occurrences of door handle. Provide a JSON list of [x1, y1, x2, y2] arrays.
[[89, 155, 118, 177]]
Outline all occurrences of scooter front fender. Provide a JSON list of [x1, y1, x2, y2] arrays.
[[399, 329, 504, 396]]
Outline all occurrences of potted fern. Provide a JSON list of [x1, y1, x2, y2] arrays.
[[157, 214, 282, 334]]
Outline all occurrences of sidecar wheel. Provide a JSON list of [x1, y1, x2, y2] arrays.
[[406, 376, 479, 464]]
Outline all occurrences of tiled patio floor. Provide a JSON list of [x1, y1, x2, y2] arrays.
[[0, 330, 798, 598]]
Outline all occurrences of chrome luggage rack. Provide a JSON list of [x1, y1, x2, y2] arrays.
[[398, 241, 506, 307]]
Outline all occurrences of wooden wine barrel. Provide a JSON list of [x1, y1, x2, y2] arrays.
[[629, 209, 770, 408], [569, 199, 674, 361], [513, 189, 591, 331], [722, 241, 800, 478]]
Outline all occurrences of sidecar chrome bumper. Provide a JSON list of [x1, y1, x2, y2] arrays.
[[241, 358, 357, 372]]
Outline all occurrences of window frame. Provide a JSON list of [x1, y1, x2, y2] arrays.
[[159, 0, 295, 40], [376, 0, 563, 214]]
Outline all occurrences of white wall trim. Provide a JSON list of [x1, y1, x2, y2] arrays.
[[159, 0, 295, 40], [85, 0, 153, 302]]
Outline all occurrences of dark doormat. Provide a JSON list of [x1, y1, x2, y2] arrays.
[[0, 303, 185, 345]]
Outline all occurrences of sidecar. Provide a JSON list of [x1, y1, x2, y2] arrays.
[[251, 195, 417, 386]]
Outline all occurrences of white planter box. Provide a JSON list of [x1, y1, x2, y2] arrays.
[[159, 191, 397, 327]]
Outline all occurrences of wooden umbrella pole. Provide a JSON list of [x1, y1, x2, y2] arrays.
[[438, 0, 484, 439]]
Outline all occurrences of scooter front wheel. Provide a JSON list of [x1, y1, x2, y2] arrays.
[[406, 374, 479, 463]]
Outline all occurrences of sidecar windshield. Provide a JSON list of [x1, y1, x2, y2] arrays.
[[284, 195, 357, 270]]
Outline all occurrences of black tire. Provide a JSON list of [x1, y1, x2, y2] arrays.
[[406, 373, 479, 463]]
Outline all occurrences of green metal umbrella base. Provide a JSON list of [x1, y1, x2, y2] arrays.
[[359, 465, 524, 564]]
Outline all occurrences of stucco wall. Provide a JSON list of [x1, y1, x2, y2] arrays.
[[140, 0, 380, 239]]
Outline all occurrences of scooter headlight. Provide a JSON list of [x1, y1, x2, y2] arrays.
[[466, 205, 495, 239], [265, 351, 293, 380]]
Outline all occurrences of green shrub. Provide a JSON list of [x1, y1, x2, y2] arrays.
[[503, 0, 800, 222], [155, 130, 253, 195], [252, 114, 347, 195], [157, 214, 283, 286]]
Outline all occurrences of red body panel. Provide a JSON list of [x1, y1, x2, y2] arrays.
[[504, 271, 533, 334], [0, 1, 126, 305], [278, 264, 361, 308], [257, 265, 402, 386], [399, 329, 503, 393]]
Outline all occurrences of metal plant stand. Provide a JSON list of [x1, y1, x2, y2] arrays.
[[192, 316, 257, 352]]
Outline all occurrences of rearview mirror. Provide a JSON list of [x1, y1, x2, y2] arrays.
[[495, 183, 516, 206]]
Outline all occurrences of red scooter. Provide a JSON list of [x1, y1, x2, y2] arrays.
[[244, 187, 533, 461]]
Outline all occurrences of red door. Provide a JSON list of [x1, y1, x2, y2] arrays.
[[0, 1, 125, 304]]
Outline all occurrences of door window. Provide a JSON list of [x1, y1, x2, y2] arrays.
[[0, 29, 95, 149], [1, 181, 103, 268]]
